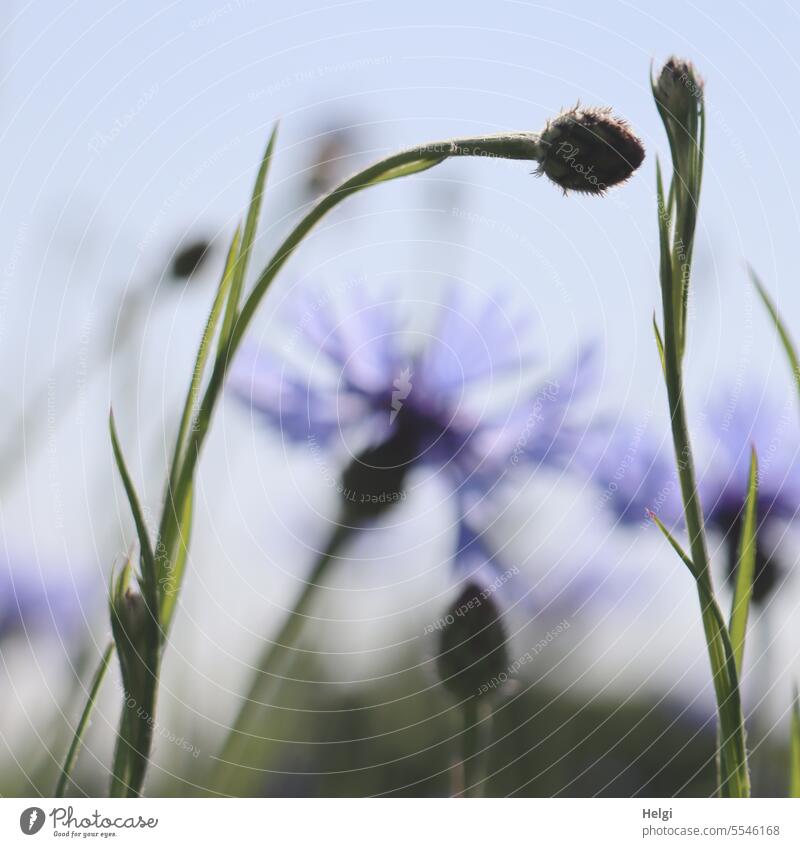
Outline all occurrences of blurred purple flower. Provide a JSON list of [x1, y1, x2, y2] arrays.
[[589, 388, 800, 602], [230, 282, 596, 585], [1, 554, 86, 642]]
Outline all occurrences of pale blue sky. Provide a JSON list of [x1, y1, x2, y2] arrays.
[[3, 0, 800, 738]]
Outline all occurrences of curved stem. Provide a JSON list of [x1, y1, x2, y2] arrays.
[[101, 129, 544, 798]]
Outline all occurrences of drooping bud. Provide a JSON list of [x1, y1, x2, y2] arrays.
[[436, 582, 509, 700], [536, 106, 645, 195]]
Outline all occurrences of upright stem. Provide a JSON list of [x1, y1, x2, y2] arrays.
[[460, 699, 490, 798], [210, 523, 350, 793], [661, 258, 750, 798]]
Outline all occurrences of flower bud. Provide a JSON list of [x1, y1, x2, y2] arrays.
[[436, 582, 509, 699], [109, 564, 152, 697], [170, 238, 212, 280], [339, 417, 419, 522], [536, 106, 645, 195], [654, 57, 703, 119]]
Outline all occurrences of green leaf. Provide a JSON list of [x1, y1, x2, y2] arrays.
[[158, 227, 241, 629], [729, 448, 758, 674], [649, 511, 750, 797], [54, 641, 115, 797], [109, 411, 158, 610], [652, 312, 666, 376], [167, 226, 241, 498], [655, 159, 674, 322], [158, 486, 193, 633], [366, 153, 447, 185], [220, 125, 279, 346], [791, 686, 800, 797], [649, 510, 698, 579], [750, 266, 800, 407]]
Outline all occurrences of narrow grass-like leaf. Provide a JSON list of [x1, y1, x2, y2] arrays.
[[158, 486, 192, 633], [653, 312, 666, 376], [791, 686, 800, 797], [649, 511, 750, 797], [54, 641, 115, 797], [158, 228, 240, 627], [655, 159, 674, 318], [220, 126, 278, 346], [167, 226, 241, 497], [108, 563, 134, 796], [729, 447, 758, 674], [649, 510, 698, 578], [750, 266, 800, 407], [368, 153, 447, 185], [109, 411, 158, 607]]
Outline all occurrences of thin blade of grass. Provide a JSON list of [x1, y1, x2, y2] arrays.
[[729, 447, 758, 674], [54, 641, 115, 797], [750, 266, 800, 406]]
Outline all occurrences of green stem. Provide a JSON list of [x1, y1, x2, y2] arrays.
[[661, 265, 750, 798], [211, 523, 351, 793], [54, 642, 115, 797], [461, 699, 490, 798]]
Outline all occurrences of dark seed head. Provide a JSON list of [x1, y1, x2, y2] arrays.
[[537, 106, 645, 195], [436, 583, 509, 700]]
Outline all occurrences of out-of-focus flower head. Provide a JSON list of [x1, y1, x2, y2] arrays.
[[1, 553, 86, 642], [589, 388, 800, 603], [229, 281, 597, 586]]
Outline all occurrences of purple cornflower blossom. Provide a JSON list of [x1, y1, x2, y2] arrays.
[[589, 388, 800, 603], [229, 282, 596, 588]]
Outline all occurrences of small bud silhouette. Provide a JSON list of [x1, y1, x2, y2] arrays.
[[170, 238, 212, 280], [536, 106, 645, 194], [437, 583, 509, 699], [339, 417, 419, 522]]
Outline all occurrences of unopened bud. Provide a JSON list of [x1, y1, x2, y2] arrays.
[[654, 57, 703, 118], [436, 583, 509, 699], [536, 106, 645, 195]]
